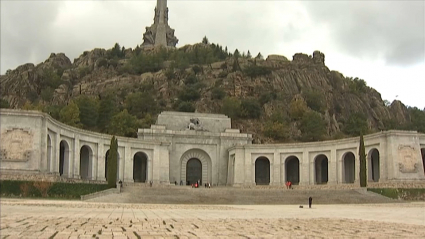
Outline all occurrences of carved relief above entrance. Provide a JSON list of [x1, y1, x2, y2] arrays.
[[398, 145, 419, 173], [0, 128, 33, 161]]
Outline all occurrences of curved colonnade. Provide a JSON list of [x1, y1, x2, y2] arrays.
[[228, 132, 425, 186], [1, 109, 425, 186]]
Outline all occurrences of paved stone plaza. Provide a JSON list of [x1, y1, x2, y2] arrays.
[[1, 199, 425, 238]]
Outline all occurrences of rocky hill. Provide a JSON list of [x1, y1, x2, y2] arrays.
[[1, 41, 424, 143]]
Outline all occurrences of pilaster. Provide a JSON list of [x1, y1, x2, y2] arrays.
[[73, 136, 80, 179], [124, 145, 133, 183]]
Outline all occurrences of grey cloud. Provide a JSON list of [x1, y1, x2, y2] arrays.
[[303, 1, 424, 66], [1, 1, 61, 72]]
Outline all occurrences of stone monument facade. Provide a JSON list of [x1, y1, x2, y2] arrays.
[[142, 0, 178, 48], [1, 109, 425, 187]]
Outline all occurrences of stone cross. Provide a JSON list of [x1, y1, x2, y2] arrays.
[[142, 0, 178, 48], [156, 0, 167, 24]]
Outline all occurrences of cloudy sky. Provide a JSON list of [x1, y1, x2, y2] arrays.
[[1, 1, 424, 109]]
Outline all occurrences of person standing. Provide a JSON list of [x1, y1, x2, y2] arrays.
[[309, 197, 313, 208]]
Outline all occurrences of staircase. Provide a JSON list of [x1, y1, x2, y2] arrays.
[[88, 184, 397, 205]]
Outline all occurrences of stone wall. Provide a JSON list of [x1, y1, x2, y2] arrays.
[[229, 130, 425, 186]]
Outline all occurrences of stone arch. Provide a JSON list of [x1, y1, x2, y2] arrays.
[[180, 149, 212, 186], [80, 145, 93, 180], [47, 135, 52, 172], [315, 154, 328, 184], [421, 148, 425, 175], [342, 152, 355, 183], [59, 140, 70, 177], [105, 150, 121, 181], [255, 156, 270, 185], [368, 148, 380, 182], [133, 152, 148, 182], [285, 156, 300, 185]]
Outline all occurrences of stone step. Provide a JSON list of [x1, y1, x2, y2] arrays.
[[89, 186, 398, 205]]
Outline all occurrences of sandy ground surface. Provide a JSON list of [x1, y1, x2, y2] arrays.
[[1, 199, 425, 238]]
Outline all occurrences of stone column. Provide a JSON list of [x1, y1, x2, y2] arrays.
[[272, 151, 280, 186], [300, 151, 310, 185], [53, 132, 61, 174], [73, 136, 80, 179], [328, 149, 337, 184], [124, 145, 134, 183], [243, 149, 255, 186], [97, 143, 105, 181], [40, 118, 47, 172]]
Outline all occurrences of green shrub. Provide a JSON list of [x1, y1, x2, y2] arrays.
[[264, 121, 288, 140], [96, 57, 108, 68], [367, 188, 398, 199], [299, 111, 327, 141], [368, 188, 425, 200], [343, 113, 368, 136], [178, 87, 201, 101], [0, 180, 109, 199], [303, 90, 325, 112], [259, 92, 277, 105], [243, 65, 272, 78], [184, 74, 199, 85], [177, 101, 195, 112], [211, 87, 226, 100], [0, 99, 10, 108], [221, 97, 241, 119], [165, 68, 175, 80], [218, 71, 228, 78], [192, 65, 203, 74], [240, 98, 262, 119], [40, 87, 54, 102]]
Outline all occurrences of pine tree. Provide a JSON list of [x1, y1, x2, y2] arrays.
[[202, 36, 209, 44], [247, 50, 252, 59], [359, 133, 367, 187], [256, 52, 263, 60], [107, 136, 118, 188], [234, 49, 240, 58]]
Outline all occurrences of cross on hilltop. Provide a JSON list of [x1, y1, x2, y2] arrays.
[[142, 0, 179, 48]]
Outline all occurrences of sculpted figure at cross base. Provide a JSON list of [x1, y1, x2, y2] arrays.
[[166, 28, 178, 47], [142, 27, 156, 46]]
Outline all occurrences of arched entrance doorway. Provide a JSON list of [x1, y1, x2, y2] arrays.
[[421, 148, 425, 175], [186, 158, 202, 185], [80, 145, 92, 180], [47, 135, 52, 172], [285, 156, 300, 185], [315, 155, 328, 184], [368, 148, 380, 182], [343, 152, 355, 183], [59, 140, 70, 176], [133, 152, 148, 182], [255, 157, 270, 185], [180, 149, 212, 186]]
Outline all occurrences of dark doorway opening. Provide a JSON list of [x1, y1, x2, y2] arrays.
[[315, 155, 328, 184], [186, 158, 202, 185], [285, 156, 300, 185], [133, 152, 148, 182], [255, 157, 270, 185], [343, 152, 355, 183]]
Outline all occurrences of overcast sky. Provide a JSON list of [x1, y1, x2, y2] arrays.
[[1, 1, 424, 109]]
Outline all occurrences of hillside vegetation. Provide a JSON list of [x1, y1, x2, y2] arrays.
[[1, 38, 424, 143]]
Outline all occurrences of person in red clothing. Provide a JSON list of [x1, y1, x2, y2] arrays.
[[288, 181, 292, 189]]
